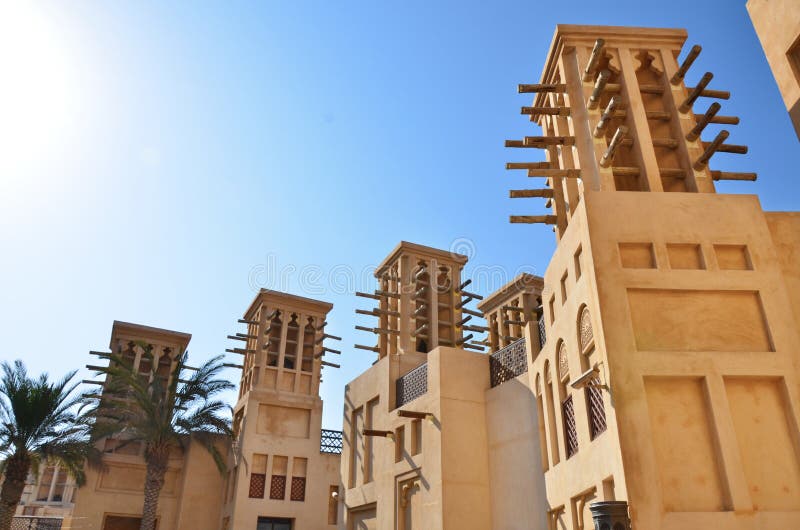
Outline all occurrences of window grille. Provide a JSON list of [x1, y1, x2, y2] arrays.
[[563, 395, 578, 458], [249, 473, 266, 498], [269, 475, 286, 500], [396, 363, 427, 407], [290, 477, 306, 501], [489, 338, 528, 387], [320, 429, 343, 454], [587, 383, 607, 439]]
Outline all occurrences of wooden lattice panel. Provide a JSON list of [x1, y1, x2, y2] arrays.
[[558, 342, 570, 381], [489, 338, 528, 387], [248, 473, 266, 498], [269, 475, 286, 500], [587, 383, 607, 439], [563, 395, 578, 458], [290, 477, 306, 501]]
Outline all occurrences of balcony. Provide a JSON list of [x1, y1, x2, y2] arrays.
[[11, 518, 62, 530], [395, 362, 428, 407], [320, 429, 343, 454], [489, 338, 528, 388]]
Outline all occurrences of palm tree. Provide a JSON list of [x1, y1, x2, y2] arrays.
[[91, 345, 233, 530], [0, 361, 96, 530]]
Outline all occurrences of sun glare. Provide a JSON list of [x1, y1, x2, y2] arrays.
[[0, 2, 79, 182]]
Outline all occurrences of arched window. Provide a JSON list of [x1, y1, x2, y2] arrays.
[[557, 340, 578, 458], [534, 373, 550, 471]]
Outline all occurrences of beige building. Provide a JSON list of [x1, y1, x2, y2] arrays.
[[748, 0, 800, 138], [340, 24, 800, 530], [64, 292, 344, 530], [17, 21, 800, 530]]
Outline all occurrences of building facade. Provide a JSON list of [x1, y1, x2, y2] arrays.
[[18, 21, 800, 530], [748, 0, 800, 139]]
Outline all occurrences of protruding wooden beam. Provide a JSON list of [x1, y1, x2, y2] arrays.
[[525, 168, 581, 178], [521, 106, 570, 116], [235, 333, 257, 340], [461, 290, 484, 301], [413, 305, 427, 317], [506, 162, 551, 170], [82, 380, 104, 385], [693, 129, 729, 169], [457, 334, 474, 346], [671, 44, 702, 85], [320, 360, 340, 369], [461, 308, 483, 318], [375, 290, 401, 299], [463, 324, 489, 333], [458, 278, 472, 291], [414, 286, 427, 299], [587, 69, 611, 110], [356, 291, 381, 301], [225, 348, 254, 355], [227, 335, 248, 342], [523, 136, 575, 146], [412, 324, 428, 337], [223, 363, 244, 369], [85, 364, 106, 371], [600, 126, 628, 168], [315, 321, 327, 331], [583, 38, 606, 81], [711, 171, 757, 181], [594, 96, 621, 138], [463, 343, 486, 351], [363, 429, 394, 438], [89, 350, 111, 358], [355, 344, 380, 353], [679, 72, 713, 113], [510, 189, 555, 198], [518, 83, 566, 93], [510, 215, 558, 224], [685, 88, 730, 100], [686, 102, 721, 141], [238, 319, 259, 325], [398, 410, 434, 420], [652, 138, 679, 149], [702, 142, 747, 154], [355, 309, 378, 318], [693, 113, 739, 125]]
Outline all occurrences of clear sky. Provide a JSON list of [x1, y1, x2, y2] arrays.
[[1, 0, 798, 430]]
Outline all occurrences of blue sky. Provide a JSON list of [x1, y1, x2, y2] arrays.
[[1, 1, 798, 429]]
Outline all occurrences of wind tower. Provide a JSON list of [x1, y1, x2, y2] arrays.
[[353, 241, 487, 358], [221, 289, 342, 530], [502, 25, 800, 530]]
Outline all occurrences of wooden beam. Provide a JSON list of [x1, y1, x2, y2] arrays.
[[320, 360, 340, 368], [671, 44, 702, 85], [509, 189, 554, 198], [679, 72, 713, 113], [600, 126, 628, 168], [702, 142, 747, 154], [523, 136, 575, 146], [525, 168, 581, 178], [518, 83, 566, 93], [510, 215, 557, 224], [686, 102, 721, 141], [711, 171, 757, 181], [363, 429, 394, 438], [593, 95, 621, 138], [397, 410, 433, 420], [521, 106, 570, 116], [694, 129, 729, 169], [583, 38, 606, 81], [355, 344, 380, 353], [238, 319, 259, 325], [587, 70, 612, 109], [506, 162, 551, 170]]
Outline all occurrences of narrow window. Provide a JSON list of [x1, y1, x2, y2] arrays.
[[574, 245, 583, 280], [395, 425, 405, 463], [327, 485, 339, 525], [249, 453, 267, 498], [290, 457, 307, 501], [560, 272, 568, 305], [270, 456, 288, 500], [411, 419, 422, 455]]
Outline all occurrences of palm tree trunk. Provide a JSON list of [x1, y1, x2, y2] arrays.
[[0, 452, 31, 530], [140, 448, 169, 530]]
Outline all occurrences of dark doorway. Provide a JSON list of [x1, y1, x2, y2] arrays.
[[256, 517, 292, 530]]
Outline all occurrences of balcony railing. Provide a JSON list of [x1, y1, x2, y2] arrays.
[[396, 363, 428, 407], [320, 429, 343, 454], [11, 518, 62, 530], [489, 338, 528, 388]]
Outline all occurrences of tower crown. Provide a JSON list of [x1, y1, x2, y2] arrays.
[[508, 25, 755, 239]]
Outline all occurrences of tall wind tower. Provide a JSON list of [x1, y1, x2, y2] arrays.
[[503, 25, 800, 530]]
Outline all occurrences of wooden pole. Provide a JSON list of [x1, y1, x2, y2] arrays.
[[506, 162, 551, 170], [670, 44, 702, 85], [509, 215, 558, 224], [600, 126, 628, 168], [587, 70, 612, 110], [518, 83, 567, 93], [702, 142, 747, 154], [594, 96, 621, 138], [523, 136, 575, 146], [693, 129, 729, 169], [521, 106, 570, 116], [583, 38, 606, 81], [525, 168, 581, 178], [509, 189, 555, 198], [679, 72, 713, 113], [686, 102, 721, 141], [711, 171, 757, 181]]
